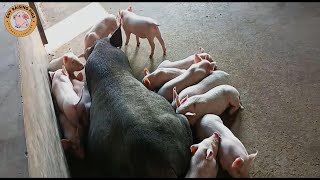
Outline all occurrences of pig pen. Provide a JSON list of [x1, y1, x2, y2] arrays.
[[16, 2, 320, 178]]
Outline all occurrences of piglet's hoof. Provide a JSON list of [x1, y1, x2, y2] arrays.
[[149, 55, 153, 59], [137, 43, 140, 47]]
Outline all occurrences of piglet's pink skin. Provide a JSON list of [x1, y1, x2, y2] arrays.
[[157, 55, 216, 102], [142, 67, 186, 91], [83, 14, 118, 53], [175, 85, 244, 126], [195, 114, 258, 178], [50, 66, 87, 159], [171, 70, 230, 110], [119, 5, 166, 59], [158, 48, 215, 70], [185, 132, 220, 178], [48, 52, 84, 76]]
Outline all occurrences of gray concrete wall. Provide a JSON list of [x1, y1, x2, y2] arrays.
[[0, 2, 28, 178]]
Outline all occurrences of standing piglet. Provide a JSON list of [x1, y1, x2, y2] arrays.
[[157, 54, 216, 102], [195, 114, 258, 178], [172, 70, 230, 109], [142, 67, 186, 91], [158, 47, 215, 70], [119, 5, 166, 58], [185, 132, 220, 178], [83, 14, 118, 54], [50, 66, 87, 159], [175, 85, 243, 125]]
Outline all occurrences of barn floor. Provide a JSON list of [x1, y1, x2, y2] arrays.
[[0, 2, 29, 178], [36, 2, 320, 178]]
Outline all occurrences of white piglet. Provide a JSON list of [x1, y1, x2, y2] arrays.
[[172, 70, 230, 110], [185, 132, 221, 178], [175, 85, 244, 125], [119, 5, 166, 58], [195, 114, 258, 178]]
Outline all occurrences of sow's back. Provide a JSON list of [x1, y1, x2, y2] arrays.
[[84, 26, 193, 177]]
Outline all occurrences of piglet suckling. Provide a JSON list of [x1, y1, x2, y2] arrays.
[[50, 66, 87, 159], [194, 114, 258, 178], [185, 132, 221, 178], [142, 67, 186, 91], [158, 47, 215, 70], [119, 5, 166, 58], [157, 55, 216, 102], [48, 52, 84, 73], [171, 70, 230, 110], [175, 85, 243, 126], [83, 13, 118, 54]]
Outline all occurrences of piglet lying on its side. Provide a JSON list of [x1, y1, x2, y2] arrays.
[[48, 52, 84, 75], [194, 114, 258, 178], [158, 48, 215, 70], [157, 55, 216, 102], [175, 85, 243, 126], [172, 70, 230, 110], [142, 67, 186, 91], [185, 132, 221, 178], [119, 5, 166, 58]]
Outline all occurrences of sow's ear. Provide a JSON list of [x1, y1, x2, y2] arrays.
[[110, 25, 123, 48]]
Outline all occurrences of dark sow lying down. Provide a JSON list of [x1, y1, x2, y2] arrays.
[[84, 26, 193, 177]]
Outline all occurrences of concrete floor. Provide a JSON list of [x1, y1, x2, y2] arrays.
[[38, 2, 320, 178], [0, 2, 29, 178]]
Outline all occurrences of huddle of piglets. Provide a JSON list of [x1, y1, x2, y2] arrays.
[[195, 114, 258, 178], [119, 5, 166, 58], [172, 70, 230, 110], [142, 46, 257, 177], [49, 65, 89, 159], [47, 48, 91, 159], [157, 55, 216, 102]]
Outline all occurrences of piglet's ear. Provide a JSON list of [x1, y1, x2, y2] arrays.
[[63, 55, 68, 65], [62, 65, 69, 77], [231, 157, 244, 169], [198, 47, 205, 53], [180, 95, 188, 104], [144, 68, 150, 76], [143, 78, 151, 86], [173, 87, 181, 107], [76, 72, 84, 81], [209, 62, 216, 73], [190, 144, 198, 155], [194, 54, 201, 63]]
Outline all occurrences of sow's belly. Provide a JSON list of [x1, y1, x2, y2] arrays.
[[88, 75, 193, 177]]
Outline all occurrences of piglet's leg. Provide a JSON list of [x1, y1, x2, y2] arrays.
[[147, 37, 155, 59], [156, 32, 166, 56], [125, 31, 131, 45]]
